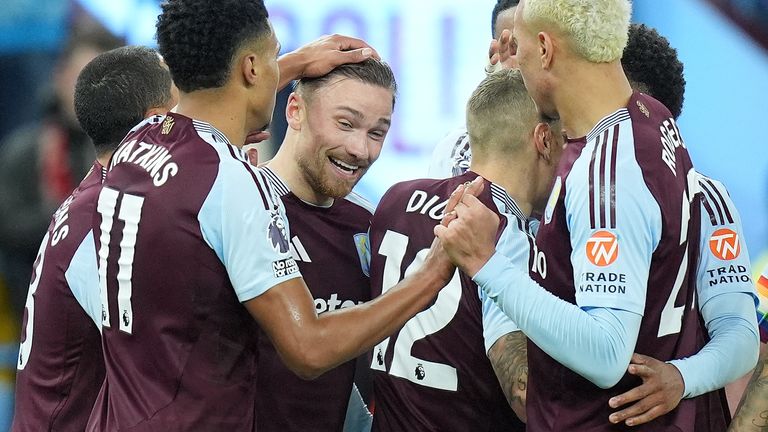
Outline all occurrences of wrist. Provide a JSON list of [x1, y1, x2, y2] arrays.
[[277, 51, 306, 88], [464, 249, 495, 278], [665, 360, 688, 399]]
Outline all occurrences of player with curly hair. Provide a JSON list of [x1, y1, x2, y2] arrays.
[[89, 1, 457, 430], [435, 0, 758, 430]]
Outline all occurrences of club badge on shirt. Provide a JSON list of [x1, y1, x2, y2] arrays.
[[354, 232, 371, 277]]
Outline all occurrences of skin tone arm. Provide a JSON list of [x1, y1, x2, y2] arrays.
[[729, 344, 768, 432], [608, 353, 685, 426], [277, 34, 379, 90], [488, 332, 529, 422], [247, 179, 484, 380]]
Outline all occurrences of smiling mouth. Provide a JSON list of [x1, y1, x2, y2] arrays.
[[329, 157, 360, 174]]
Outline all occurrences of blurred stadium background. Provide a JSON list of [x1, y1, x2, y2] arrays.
[[0, 0, 766, 427]]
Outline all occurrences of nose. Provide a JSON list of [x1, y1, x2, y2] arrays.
[[346, 133, 370, 161]]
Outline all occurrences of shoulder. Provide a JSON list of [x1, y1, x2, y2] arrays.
[[342, 191, 376, 215], [697, 172, 738, 227]]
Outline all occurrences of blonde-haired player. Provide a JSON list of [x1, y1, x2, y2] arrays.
[[435, 0, 759, 430]]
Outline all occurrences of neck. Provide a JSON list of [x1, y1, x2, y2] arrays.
[[471, 156, 534, 217], [554, 59, 632, 139], [96, 151, 113, 168], [268, 132, 334, 207], [175, 87, 249, 148]]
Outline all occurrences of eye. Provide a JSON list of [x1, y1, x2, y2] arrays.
[[338, 120, 353, 129], [368, 130, 386, 141]]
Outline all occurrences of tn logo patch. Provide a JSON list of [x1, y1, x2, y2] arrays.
[[586, 231, 618, 267], [709, 228, 740, 261]]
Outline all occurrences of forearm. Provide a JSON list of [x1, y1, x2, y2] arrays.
[[474, 252, 640, 388], [488, 331, 528, 422], [670, 292, 759, 398], [251, 267, 448, 379], [729, 345, 768, 432], [277, 51, 306, 90], [307, 267, 447, 374]]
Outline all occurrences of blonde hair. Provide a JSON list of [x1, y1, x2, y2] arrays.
[[523, 0, 632, 63], [466, 69, 538, 161]]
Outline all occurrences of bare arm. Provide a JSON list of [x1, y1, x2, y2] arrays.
[[247, 180, 482, 380], [730, 344, 768, 432], [246, 251, 450, 379], [488, 331, 528, 422], [277, 34, 380, 90]]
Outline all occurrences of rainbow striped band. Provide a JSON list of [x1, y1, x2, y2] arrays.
[[757, 274, 768, 343]]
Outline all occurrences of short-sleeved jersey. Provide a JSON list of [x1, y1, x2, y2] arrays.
[[368, 171, 524, 432], [89, 113, 300, 431], [426, 128, 471, 178], [12, 161, 104, 432], [255, 167, 373, 432], [528, 92, 725, 431]]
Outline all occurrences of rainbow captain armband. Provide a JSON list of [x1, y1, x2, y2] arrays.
[[756, 271, 768, 343]]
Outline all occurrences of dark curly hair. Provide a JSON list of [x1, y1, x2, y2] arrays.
[[491, 0, 519, 37], [156, 0, 271, 93], [74, 46, 173, 155], [622, 24, 686, 119]]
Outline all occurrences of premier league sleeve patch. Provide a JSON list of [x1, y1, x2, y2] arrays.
[[354, 232, 371, 277], [268, 207, 290, 254]]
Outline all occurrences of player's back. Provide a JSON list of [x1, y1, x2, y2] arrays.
[[528, 92, 718, 431], [12, 162, 104, 432], [93, 113, 298, 431], [369, 171, 524, 432], [255, 167, 373, 431]]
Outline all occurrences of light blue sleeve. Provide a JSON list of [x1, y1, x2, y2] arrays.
[[667, 175, 761, 398], [343, 383, 372, 432], [565, 134, 661, 314], [474, 252, 641, 388], [480, 289, 520, 354], [65, 230, 101, 328], [696, 174, 757, 305], [668, 291, 759, 398], [199, 156, 301, 302], [481, 213, 524, 353]]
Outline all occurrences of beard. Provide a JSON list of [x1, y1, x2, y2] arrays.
[[295, 151, 365, 200]]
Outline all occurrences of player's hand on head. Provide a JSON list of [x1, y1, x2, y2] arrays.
[[434, 185, 498, 277], [293, 34, 380, 79], [487, 29, 518, 72], [607, 353, 685, 427]]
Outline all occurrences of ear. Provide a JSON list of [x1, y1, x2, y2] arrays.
[[241, 54, 260, 86], [285, 92, 304, 131], [533, 122, 554, 162], [538, 31, 555, 70]]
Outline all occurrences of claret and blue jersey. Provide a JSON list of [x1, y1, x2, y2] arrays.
[[90, 113, 301, 431]]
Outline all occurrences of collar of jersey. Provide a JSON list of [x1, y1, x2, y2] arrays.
[[191, 118, 232, 147], [488, 182, 527, 222], [585, 108, 630, 143]]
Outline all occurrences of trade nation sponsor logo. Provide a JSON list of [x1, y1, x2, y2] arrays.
[[709, 228, 740, 261], [586, 230, 618, 267]]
